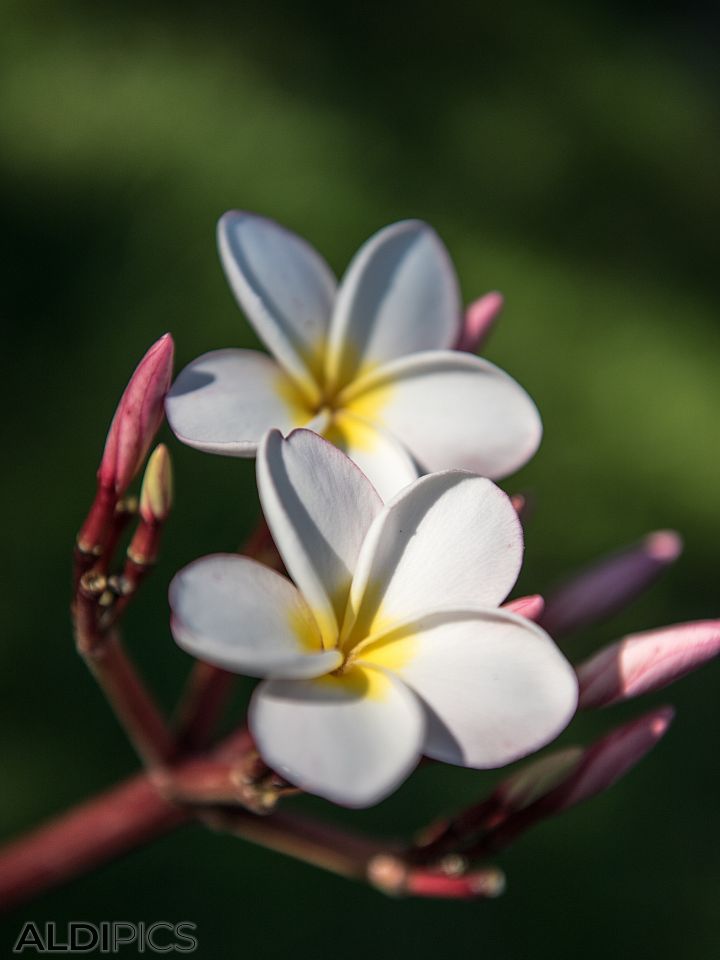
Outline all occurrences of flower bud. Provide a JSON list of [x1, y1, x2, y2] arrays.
[[577, 619, 720, 709], [540, 530, 683, 638], [98, 334, 175, 496], [139, 444, 174, 524], [462, 707, 674, 857], [494, 746, 583, 812], [547, 706, 674, 813], [456, 292, 504, 352], [503, 594, 545, 622]]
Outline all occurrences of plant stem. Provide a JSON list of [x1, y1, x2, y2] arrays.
[[79, 627, 176, 767], [0, 770, 397, 912], [0, 774, 188, 913]]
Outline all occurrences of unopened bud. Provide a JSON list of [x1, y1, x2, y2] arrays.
[[540, 530, 683, 638], [98, 334, 174, 496], [139, 444, 173, 523], [463, 707, 674, 857], [577, 619, 720, 710], [547, 706, 674, 812], [456, 292, 504, 352], [495, 746, 583, 812], [503, 594, 545, 622]]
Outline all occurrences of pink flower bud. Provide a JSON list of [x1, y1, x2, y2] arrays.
[[510, 492, 527, 520], [455, 292, 504, 352], [98, 334, 175, 496], [577, 619, 720, 709], [547, 706, 674, 813], [463, 707, 674, 857], [540, 530, 683, 638], [139, 444, 174, 524], [503, 594, 545, 622], [494, 746, 583, 812]]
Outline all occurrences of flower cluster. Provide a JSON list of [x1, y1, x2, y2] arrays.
[[15, 213, 711, 912], [162, 212, 718, 819]]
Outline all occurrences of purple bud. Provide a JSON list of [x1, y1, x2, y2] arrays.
[[540, 531, 683, 638], [456, 292, 504, 352], [577, 620, 720, 709], [548, 706, 674, 812], [98, 334, 175, 496]]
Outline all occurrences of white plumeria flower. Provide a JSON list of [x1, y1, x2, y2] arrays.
[[169, 429, 577, 808], [166, 213, 542, 500]]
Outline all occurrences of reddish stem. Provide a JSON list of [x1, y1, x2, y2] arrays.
[[0, 774, 188, 914], [82, 632, 177, 767], [0, 767, 398, 911], [174, 662, 236, 752]]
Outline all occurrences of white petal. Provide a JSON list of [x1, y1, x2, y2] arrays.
[[250, 665, 424, 807], [166, 349, 313, 456], [359, 608, 578, 768], [218, 212, 337, 398], [325, 221, 461, 392], [257, 429, 382, 647], [340, 351, 542, 480], [323, 412, 419, 501], [169, 554, 341, 679], [346, 472, 523, 642]]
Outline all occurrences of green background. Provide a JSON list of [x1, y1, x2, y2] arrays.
[[1, 1, 718, 957]]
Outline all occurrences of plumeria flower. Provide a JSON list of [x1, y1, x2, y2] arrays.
[[165, 214, 542, 500], [169, 429, 577, 807]]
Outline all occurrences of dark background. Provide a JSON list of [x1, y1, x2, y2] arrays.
[[1, 1, 718, 957]]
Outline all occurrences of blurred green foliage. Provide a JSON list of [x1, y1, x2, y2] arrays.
[[1, 1, 718, 957]]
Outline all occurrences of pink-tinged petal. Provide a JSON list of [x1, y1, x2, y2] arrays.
[[340, 351, 542, 480], [503, 594, 545, 622], [346, 473, 524, 642], [540, 530, 683, 638], [98, 333, 174, 495], [166, 349, 311, 456], [456, 292, 504, 352], [325, 221, 461, 392], [218, 211, 336, 399], [359, 608, 577, 769], [257, 429, 382, 648], [169, 554, 342, 679], [249, 665, 424, 807], [577, 619, 720, 709]]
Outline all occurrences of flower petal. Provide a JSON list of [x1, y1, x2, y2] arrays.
[[257, 429, 382, 647], [359, 608, 578, 768], [340, 351, 542, 480], [346, 472, 523, 643], [218, 211, 337, 399], [250, 665, 424, 807], [166, 349, 312, 456], [169, 554, 342, 679], [325, 221, 461, 392], [323, 412, 420, 501]]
